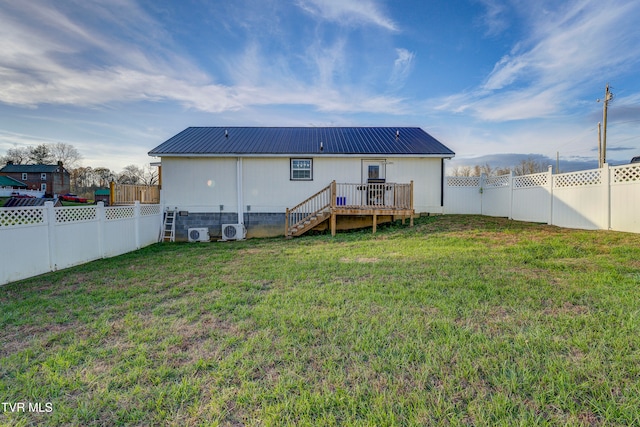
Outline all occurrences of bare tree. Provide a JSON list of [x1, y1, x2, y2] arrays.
[[513, 157, 547, 176], [0, 146, 30, 166], [50, 142, 82, 169]]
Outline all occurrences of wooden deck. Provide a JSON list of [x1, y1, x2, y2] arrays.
[[286, 181, 414, 237]]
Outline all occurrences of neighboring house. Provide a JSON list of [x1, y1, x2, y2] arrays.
[[94, 188, 111, 206], [0, 161, 71, 196], [149, 127, 455, 240], [0, 176, 27, 189]]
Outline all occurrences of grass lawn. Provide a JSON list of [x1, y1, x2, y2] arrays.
[[2, 215, 640, 426]]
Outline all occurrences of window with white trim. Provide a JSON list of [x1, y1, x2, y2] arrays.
[[41, 183, 47, 191], [22, 173, 27, 180], [41, 173, 47, 180], [290, 159, 312, 180]]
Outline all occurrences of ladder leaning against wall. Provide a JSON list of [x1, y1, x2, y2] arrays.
[[161, 208, 176, 242]]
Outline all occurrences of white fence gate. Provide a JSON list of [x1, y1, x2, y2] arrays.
[[0, 202, 162, 286], [445, 163, 640, 234]]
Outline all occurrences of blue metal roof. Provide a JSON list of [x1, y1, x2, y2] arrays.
[[148, 127, 455, 157]]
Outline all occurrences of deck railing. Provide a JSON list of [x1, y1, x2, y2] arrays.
[[334, 182, 413, 210], [285, 183, 333, 234]]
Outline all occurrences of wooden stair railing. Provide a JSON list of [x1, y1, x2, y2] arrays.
[[285, 181, 335, 237]]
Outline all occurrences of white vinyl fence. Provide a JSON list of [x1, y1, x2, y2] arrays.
[[0, 202, 162, 286], [445, 163, 640, 234]]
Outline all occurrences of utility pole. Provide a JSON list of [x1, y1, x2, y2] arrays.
[[598, 122, 602, 168], [598, 84, 613, 167]]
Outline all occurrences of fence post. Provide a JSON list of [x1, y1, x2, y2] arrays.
[[134, 201, 141, 249], [45, 201, 57, 271], [604, 163, 611, 230], [509, 171, 514, 220], [547, 165, 554, 225], [96, 202, 106, 258], [479, 173, 486, 215]]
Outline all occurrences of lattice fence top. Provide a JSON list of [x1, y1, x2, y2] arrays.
[[140, 204, 161, 216], [0, 207, 45, 227], [106, 206, 134, 221], [554, 169, 602, 188], [514, 172, 548, 188], [484, 175, 510, 188], [447, 176, 480, 187], [613, 164, 640, 183], [55, 206, 97, 223]]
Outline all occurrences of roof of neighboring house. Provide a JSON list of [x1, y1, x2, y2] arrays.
[[3, 197, 61, 207], [0, 164, 67, 173], [149, 127, 455, 157], [0, 176, 27, 188]]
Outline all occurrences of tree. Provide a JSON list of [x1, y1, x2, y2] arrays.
[[0, 146, 30, 166], [49, 142, 82, 169], [513, 157, 547, 176], [28, 144, 54, 164]]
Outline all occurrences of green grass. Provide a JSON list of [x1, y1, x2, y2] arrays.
[[2, 215, 640, 426]]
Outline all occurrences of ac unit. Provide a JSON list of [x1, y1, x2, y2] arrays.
[[188, 227, 210, 242], [221, 224, 246, 241]]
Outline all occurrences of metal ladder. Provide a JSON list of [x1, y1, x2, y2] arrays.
[[161, 209, 176, 242]]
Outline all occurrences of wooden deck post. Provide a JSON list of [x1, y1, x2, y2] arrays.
[[331, 213, 336, 236], [372, 213, 377, 233], [410, 180, 414, 227], [330, 180, 336, 208]]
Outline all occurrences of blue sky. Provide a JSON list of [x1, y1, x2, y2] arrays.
[[1, 0, 640, 172]]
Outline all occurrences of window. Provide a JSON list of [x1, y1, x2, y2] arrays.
[[368, 165, 380, 180], [22, 173, 27, 180], [40, 183, 47, 191], [291, 159, 312, 180], [41, 173, 47, 180]]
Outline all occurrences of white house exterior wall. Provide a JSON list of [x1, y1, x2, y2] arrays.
[[163, 156, 443, 213], [160, 155, 445, 238]]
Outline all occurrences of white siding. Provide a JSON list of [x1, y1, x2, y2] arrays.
[[161, 156, 445, 214]]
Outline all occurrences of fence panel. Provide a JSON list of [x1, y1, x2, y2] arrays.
[[0, 206, 50, 285], [482, 175, 511, 217], [610, 163, 640, 233], [552, 168, 607, 230], [511, 172, 551, 223], [444, 176, 482, 214]]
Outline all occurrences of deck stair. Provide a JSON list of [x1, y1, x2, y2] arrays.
[[161, 208, 177, 242], [286, 184, 332, 237]]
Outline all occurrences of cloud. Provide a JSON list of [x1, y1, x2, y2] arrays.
[[0, 1, 407, 117], [437, 0, 640, 122], [296, 0, 398, 31], [388, 48, 415, 89], [474, 0, 510, 36]]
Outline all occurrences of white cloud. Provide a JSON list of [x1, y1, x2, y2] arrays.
[[438, 0, 640, 122], [296, 0, 398, 31], [388, 48, 415, 89]]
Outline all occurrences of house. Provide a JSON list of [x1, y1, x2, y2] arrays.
[[0, 161, 71, 196], [149, 127, 455, 240], [0, 176, 27, 189], [94, 188, 111, 206]]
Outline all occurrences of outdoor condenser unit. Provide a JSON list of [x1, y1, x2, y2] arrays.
[[188, 228, 210, 242], [221, 224, 246, 241]]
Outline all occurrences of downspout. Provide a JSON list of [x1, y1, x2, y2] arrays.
[[237, 157, 244, 225], [440, 158, 444, 208]]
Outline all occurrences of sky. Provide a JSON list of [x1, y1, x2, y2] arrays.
[[1, 0, 640, 173]]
